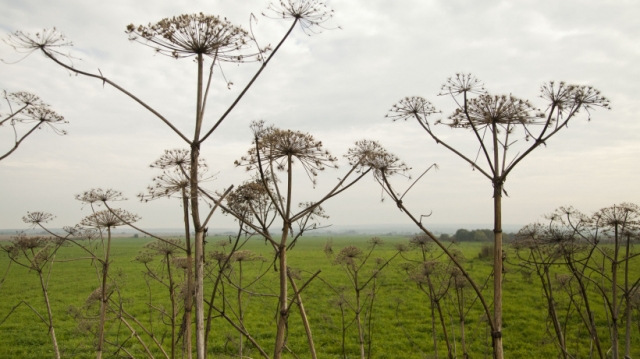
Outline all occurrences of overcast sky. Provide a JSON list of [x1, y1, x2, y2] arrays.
[[1, 0, 638, 232]]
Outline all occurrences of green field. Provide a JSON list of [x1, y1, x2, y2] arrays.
[[0, 236, 638, 358]]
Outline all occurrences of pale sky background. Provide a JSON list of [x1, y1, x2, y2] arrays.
[[0, 0, 638, 232]]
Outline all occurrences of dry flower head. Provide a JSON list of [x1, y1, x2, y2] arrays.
[[264, 0, 335, 34], [4, 28, 73, 60], [386, 96, 439, 123], [126, 13, 258, 61], [80, 209, 140, 229], [236, 121, 338, 185], [345, 140, 409, 180]]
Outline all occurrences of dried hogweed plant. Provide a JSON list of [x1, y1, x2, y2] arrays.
[[387, 73, 610, 359], [137, 149, 218, 358], [126, 13, 257, 61], [226, 249, 266, 358], [323, 237, 402, 359], [264, 0, 336, 34], [514, 203, 639, 359], [0, 234, 66, 359], [398, 234, 472, 358], [17, 195, 143, 359], [200, 229, 268, 357], [77, 205, 140, 359], [134, 238, 186, 359], [139, 149, 216, 205], [236, 120, 339, 185], [7, 1, 340, 358], [0, 90, 67, 161], [345, 139, 410, 182], [4, 28, 73, 61], [512, 222, 577, 358], [222, 121, 409, 359]]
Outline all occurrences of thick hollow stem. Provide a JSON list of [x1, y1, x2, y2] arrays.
[[238, 261, 244, 358], [200, 18, 299, 143], [381, 174, 495, 332], [182, 192, 193, 359], [0, 122, 41, 161], [541, 266, 567, 358], [40, 49, 191, 144], [38, 270, 60, 359], [459, 287, 468, 359], [274, 241, 289, 359], [193, 230, 205, 359], [355, 286, 365, 359], [167, 253, 177, 359], [611, 224, 619, 359], [492, 182, 504, 359], [97, 227, 112, 359], [190, 52, 207, 359], [288, 271, 317, 359], [624, 234, 632, 358]]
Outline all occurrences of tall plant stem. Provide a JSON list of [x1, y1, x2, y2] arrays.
[[380, 173, 495, 332], [492, 181, 503, 359], [97, 227, 112, 359], [355, 286, 365, 359], [491, 120, 504, 359], [274, 239, 288, 359], [182, 190, 193, 359], [611, 223, 619, 359], [274, 154, 293, 359], [288, 271, 317, 359], [166, 252, 177, 359], [38, 265, 60, 359], [238, 261, 244, 358], [540, 265, 567, 359], [205, 227, 244, 349], [428, 275, 452, 359], [41, 50, 191, 144], [0, 122, 41, 161], [428, 282, 438, 359], [624, 233, 633, 358], [191, 52, 206, 359], [458, 285, 468, 359], [200, 18, 299, 143], [565, 256, 604, 358]]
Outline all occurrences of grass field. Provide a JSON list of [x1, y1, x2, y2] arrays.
[[0, 235, 638, 358]]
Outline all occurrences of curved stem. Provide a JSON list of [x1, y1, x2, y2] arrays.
[[40, 49, 190, 144], [380, 173, 495, 331], [200, 18, 299, 143]]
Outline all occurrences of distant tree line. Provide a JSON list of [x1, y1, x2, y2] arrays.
[[441, 229, 515, 242]]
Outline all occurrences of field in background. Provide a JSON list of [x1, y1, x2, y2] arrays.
[[0, 236, 638, 358]]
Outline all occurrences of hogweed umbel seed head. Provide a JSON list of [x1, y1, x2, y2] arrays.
[[226, 179, 273, 219], [5, 28, 72, 59], [540, 81, 610, 118], [23, 211, 55, 226], [5, 91, 43, 107], [334, 245, 363, 267], [446, 94, 544, 129], [236, 121, 338, 185], [126, 13, 258, 61], [264, 0, 335, 35], [438, 73, 486, 97], [345, 140, 409, 180], [76, 188, 126, 204], [80, 209, 140, 229], [387, 96, 439, 123]]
